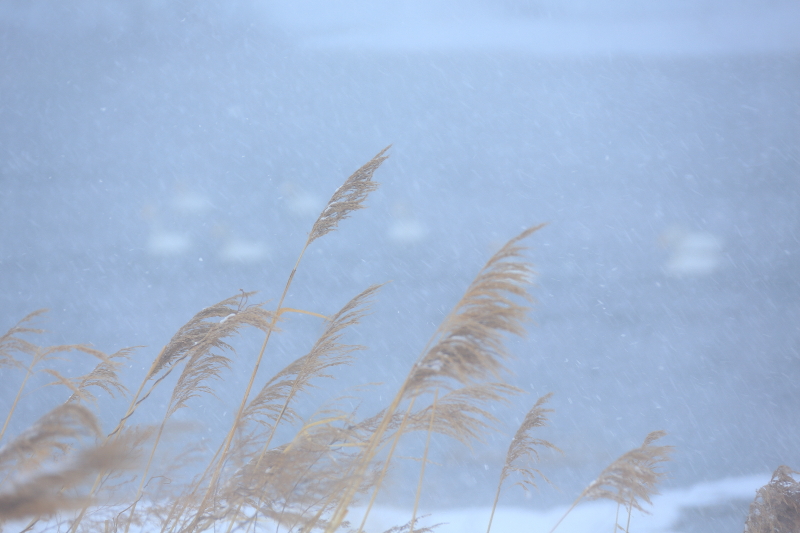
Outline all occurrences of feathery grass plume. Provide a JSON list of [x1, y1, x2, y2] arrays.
[[108, 292, 272, 437], [0, 309, 115, 444], [582, 430, 672, 510], [0, 436, 136, 522], [549, 430, 673, 533], [171, 287, 381, 533], [744, 465, 800, 533], [0, 309, 47, 370], [35, 347, 133, 407], [193, 409, 370, 533], [148, 291, 270, 382], [209, 285, 382, 532], [188, 149, 388, 533], [388, 224, 543, 499], [404, 224, 546, 397], [1, 310, 45, 443], [242, 284, 383, 435], [487, 392, 558, 533], [166, 293, 274, 418], [69, 295, 268, 532], [106, 293, 269, 441], [264, 395, 400, 533], [332, 225, 545, 533], [406, 383, 521, 447], [121, 292, 274, 532], [65, 347, 134, 405], [308, 146, 388, 245], [6, 338, 132, 532]]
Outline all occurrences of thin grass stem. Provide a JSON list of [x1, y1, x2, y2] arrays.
[[356, 398, 416, 533], [410, 389, 438, 533], [0, 363, 34, 443], [278, 307, 328, 320], [548, 495, 583, 533], [625, 496, 633, 533], [486, 484, 503, 533], [123, 417, 168, 533]]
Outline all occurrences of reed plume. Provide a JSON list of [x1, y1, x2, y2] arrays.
[[70, 295, 270, 531], [406, 382, 521, 446], [219, 412, 365, 533], [487, 392, 558, 533], [0, 310, 127, 445], [166, 300, 273, 418], [308, 146, 388, 245], [122, 292, 274, 531], [205, 284, 383, 532], [36, 347, 132, 407], [404, 224, 545, 398], [0, 313, 140, 532], [549, 430, 673, 533], [582, 430, 672, 511], [0, 401, 140, 524], [241, 284, 382, 434], [149, 291, 270, 381], [1, 310, 48, 444], [334, 225, 546, 533], [0, 309, 47, 370]]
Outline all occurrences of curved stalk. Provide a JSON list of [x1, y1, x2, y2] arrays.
[[356, 398, 417, 533], [410, 389, 438, 533]]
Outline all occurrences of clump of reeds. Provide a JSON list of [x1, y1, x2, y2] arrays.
[[1, 147, 678, 533], [543, 431, 673, 533], [744, 465, 800, 533]]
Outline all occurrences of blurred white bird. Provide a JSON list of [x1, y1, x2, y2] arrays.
[[140, 204, 193, 257], [660, 226, 723, 277], [212, 223, 270, 264], [387, 201, 427, 245]]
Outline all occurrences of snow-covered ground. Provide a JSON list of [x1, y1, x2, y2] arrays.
[[2, 474, 768, 532], [386, 474, 769, 533]]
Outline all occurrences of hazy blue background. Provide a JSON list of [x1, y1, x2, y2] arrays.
[[1, 0, 798, 528]]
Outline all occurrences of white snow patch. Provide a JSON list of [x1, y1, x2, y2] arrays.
[[359, 473, 767, 533], [8, 474, 768, 532]]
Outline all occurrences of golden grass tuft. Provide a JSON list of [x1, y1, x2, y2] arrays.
[[547, 430, 673, 533], [404, 224, 544, 398], [486, 392, 559, 533], [745, 465, 800, 533], [308, 146, 388, 244]]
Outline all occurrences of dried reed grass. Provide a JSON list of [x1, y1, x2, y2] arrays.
[[0, 148, 688, 533], [745, 465, 800, 533]]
